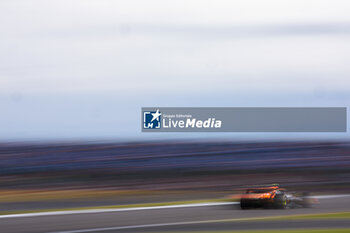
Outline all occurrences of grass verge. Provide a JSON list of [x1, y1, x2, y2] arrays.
[[163, 229, 350, 233]]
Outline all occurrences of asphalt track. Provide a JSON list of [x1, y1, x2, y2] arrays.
[[0, 196, 350, 233]]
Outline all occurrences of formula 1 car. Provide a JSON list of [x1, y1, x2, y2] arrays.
[[240, 185, 316, 209]]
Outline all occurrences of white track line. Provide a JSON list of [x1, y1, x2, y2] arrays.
[[49, 221, 212, 233], [312, 194, 350, 199], [0, 194, 348, 219], [0, 202, 234, 219], [47, 217, 254, 233]]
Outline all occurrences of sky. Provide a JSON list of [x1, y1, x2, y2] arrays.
[[0, 0, 349, 141]]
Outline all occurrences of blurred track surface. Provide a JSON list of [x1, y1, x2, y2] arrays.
[[0, 196, 349, 233]]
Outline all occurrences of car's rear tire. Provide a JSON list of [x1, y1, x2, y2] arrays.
[[274, 194, 287, 209]]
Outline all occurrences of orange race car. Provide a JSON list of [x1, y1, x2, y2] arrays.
[[239, 185, 317, 209]]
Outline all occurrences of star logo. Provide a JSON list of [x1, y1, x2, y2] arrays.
[[151, 109, 162, 122], [143, 109, 162, 129]]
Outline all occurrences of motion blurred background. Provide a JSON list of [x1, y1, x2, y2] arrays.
[[0, 0, 349, 214], [0, 0, 349, 141]]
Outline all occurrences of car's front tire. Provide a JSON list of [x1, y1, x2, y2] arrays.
[[240, 199, 250, 209]]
